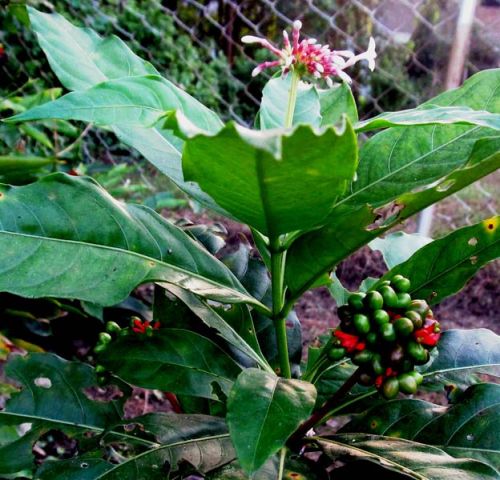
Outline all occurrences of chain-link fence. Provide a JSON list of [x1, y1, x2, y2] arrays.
[[1, 0, 499, 234]]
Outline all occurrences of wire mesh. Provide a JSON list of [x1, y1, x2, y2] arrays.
[[0, 0, 499, 234]]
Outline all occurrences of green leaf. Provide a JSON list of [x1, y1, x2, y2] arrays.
[[0, 173, 259, 307], [22, 7, 227, 214], [352, 69, 500, 208], [423, 329, 500, 380], [100, 328, 242, 399], [315, 434, 498, 479], [341, 383, 500, 472], [319, 82, 358, 126], [0, 352, 125, 474], [226, 368, 316, 473], [370, 232, 432, 269], [36, 413, 234, 479], [284, 135, 500, 297], [162, 285, 272, 372], [356, 105, 500, 132], [26, 7, 158, 90], [259, 76, 321, 129], [8, 75, 223, 133], [376, 217, 500, 303], [182, 121, 358, 237], [2, 353, 123, 428]]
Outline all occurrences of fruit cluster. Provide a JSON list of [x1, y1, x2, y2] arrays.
[[329, 275, 441, 399]]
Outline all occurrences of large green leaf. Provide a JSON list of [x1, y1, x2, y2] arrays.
[[0, 353, 125, 475], [423, 329, 500, 380], [350, 69, 500, 208], [0, 173, 260, 307], [21, 7, 226, 213], [259, 76, 321, 129], [36, 414, 234, 479], [376, 217, 500, 303], [26, 7, 159, 90], [226, 368, 316, 473], [8, 75, 222, 133], [315, 434, 498, 479], [355, 105, 500, 133], [182, 121, 358, 237], [319, 82, 358, 126], [100, 328, 241, 399], [285, 135, 500, 297], [162, 285, 272, 372], [341, 383, 500, 471]]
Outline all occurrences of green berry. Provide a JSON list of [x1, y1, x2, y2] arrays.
[[94, 343, 107, 354], [381, 377, 400, 399], [371, 353, 385, 376], [105, 321, 121, 334], [365, 291, 384, 310], [328, 347, 346, 361], [373, 309, 390, 326], [393, 317, 414, 337], [380, 323, 396, 342], [405, 310, 423, 329], [379, 280, 391, 287], [407, 340, 429, 364], [119, 329, 130, 337], [348, 292, 366, 311], [407, 370, 424, 386], [379, 286, 399, 308], [98, 332, 112, 344], [391, 274, 405, 284], [396, 293, 412, 309], [398, 373, 418, 394], [366, 331, 378, 346], [393, 277, 411, 293], [353, 314, 371, 335], [95, 364, 106, 374], [408, 299, 430, 317], [352, 350, 373, 365]]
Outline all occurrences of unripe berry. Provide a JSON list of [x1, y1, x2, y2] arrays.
[[105, 321, 121, 334], [365, 291, 384, 310], [381, 377, 399, 399], [348, 292, 366, 311], [353, 313, 371, 335]]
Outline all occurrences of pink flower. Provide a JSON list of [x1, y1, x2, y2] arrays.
[[242, 20, 376, 85]]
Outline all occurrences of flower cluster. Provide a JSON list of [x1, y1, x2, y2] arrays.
[[242, 20, 376, 85]]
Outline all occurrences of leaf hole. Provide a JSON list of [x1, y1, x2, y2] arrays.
[[80, 462, 89, 469], [468, 237, 478, 246], [83, 385, 124, 403], [470, 255, 478, 265], [466, 434, 474, 441], [366, 202, 405, 231], [34, 377, 52, 389], [148, 261, 156, 267]]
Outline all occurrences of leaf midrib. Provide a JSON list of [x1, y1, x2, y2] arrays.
[[0, 231, 253, 303]]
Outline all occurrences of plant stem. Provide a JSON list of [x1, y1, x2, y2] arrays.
[[288, 368, 362, 448], [270, 239, 291, 379], [284, 70, 300, 128], [277, 447, 287, 479]]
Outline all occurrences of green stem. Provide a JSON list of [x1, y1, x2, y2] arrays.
[[284, 70, 300, 128], [270, 239, 291, 379], [277, 447, 287, 479]]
